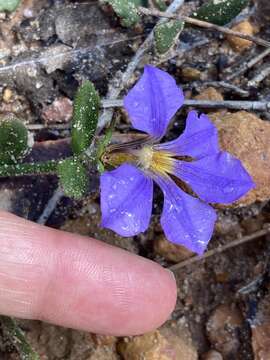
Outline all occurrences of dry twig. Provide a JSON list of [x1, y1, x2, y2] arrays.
[[247, 65, 270, 87], [169, 227, 270, 272], [139, 7, 270, 48], [101, 98, 270, 112], [37, 187, 64, 225], [26, 99, 270, 132], [185, 81, 249, 97], [225, 48, 270, 81]]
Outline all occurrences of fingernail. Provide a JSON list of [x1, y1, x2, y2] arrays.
[[166, 269, 176, 282]]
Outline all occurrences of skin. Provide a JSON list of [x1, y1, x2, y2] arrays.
[[0, 211, 177, 335]]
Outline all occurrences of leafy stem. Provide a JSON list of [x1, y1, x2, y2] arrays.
[[0, 159, 59, 177]]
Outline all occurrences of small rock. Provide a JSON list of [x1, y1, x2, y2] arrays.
[[181, 67, 201, 81], [42, 97, 73, 124], [202, 350, 223, 360], [87, 347, 119, 360], [227, 21, 256, 52], [252, 323, 270, 360], [118, 328, 198, 360], [206, 304, 243, 358], [210, 111, 270, 206], [55, 4, 111, 47], [154, 234, 194, 263], [91, 334, 117, 346], [41, 44, 72, 74], [2, 88, 13, 103], [194, 87, 223, 102], [251, 293, 270, 360]]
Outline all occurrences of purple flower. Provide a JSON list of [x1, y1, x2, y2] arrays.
[[100, 65, 254, 254]]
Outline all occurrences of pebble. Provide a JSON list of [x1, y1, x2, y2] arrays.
[[227, 21, 257, 52], [118, 328, 198, 360], [206, 304, 243, 358], [252, 323, 270, 360], [202, 350, 223, 360], [210, 111, 270, 206], [154, 234, 194, 263], [194, 87, 223, 102], [2, 88, 13, 103], [181, 67, 202, 81], [42, 97, 73, 124], [251, 293, 270, 360]]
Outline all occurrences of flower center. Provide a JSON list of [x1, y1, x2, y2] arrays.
[[101, 138, 179, 177], [137, 146, 175, 176]]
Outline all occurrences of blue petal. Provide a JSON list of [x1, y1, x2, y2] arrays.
[[124, 65, 184, 138], [174, 152, 255, 204], [156, 111, 219, 159], [100, 164, 153, 237], [155, 176, 217, 255]]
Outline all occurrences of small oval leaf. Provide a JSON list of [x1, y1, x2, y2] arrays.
[[57, 158, 88, 199], [0, 0, 20, 12], [101, 0, 140, 27], [0, 117, 29, 164], [193, 0, 249, 26], [71, 81, 100, 155], [154, 20, 184, 54]]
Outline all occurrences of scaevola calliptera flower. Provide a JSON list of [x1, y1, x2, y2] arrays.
[[100, 66, 254, 254]]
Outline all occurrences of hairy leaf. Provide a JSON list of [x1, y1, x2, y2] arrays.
[[57, 158, 88, 199], [71, 81, 100, 155], [154, 20, 184, 54], [194, 0, 249, 26], [101, 0, 140, 27], [0, 117, 29, 164]]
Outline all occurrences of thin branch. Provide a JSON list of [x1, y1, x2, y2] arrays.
[[101, 98, 270, 112], [97, 0, 186, 132], [225, 48, 270, 81], [139, 7, 270, 48], [155, 38, 210, 66], [187, 81, 249, 97], [37, 186, 64, 225], [26, 99, 270, 133], [183, 99, 270, 111], [247, 65, 270, 88], [169, 227, 270, 272]]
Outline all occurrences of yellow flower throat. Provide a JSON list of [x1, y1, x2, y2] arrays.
[[102, 146, 175, 177]]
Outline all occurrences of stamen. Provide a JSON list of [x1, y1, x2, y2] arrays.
[[136, 146, 175, 176]]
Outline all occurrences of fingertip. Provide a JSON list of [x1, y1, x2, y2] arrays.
[[100, 258, 177, 336], [0, 211, 177, 335]]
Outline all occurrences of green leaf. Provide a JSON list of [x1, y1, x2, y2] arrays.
[[101, 0, 140, 27], [131, 0, 147, 5], [57, 158, 88, 199], [153, 0, 167, 11], [193, 0, 249, 26], [0, 0, 20, 12], [154, 20, 184, 54], [71, 81, 100, 155], [0, 117, 29, 164]]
